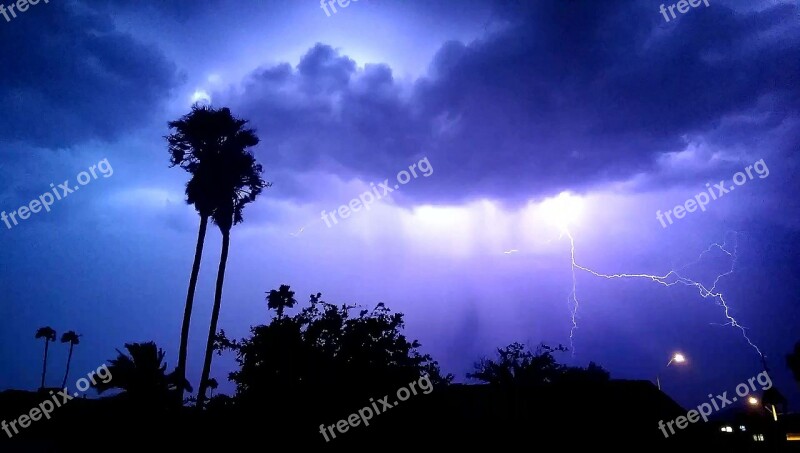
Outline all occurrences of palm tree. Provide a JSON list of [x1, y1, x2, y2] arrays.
[[196, 113, 267, 409], [60, 331, 80, 389], [203, 378, 218, 399], [94, 342, 191, 407], [166, 105, 245, 397], [267, 284, 297, 320], [35, 327, 56, 390]]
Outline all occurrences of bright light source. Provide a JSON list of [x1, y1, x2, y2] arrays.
[[538, 191, 584, 231], [672, 353, 686, 363], [748, 396, 759, 406], [191, 89, 211, 105]]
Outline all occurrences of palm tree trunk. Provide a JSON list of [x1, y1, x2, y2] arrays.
[[177, 215, 209, 396], [197, 229, 230, 409], [62, 343, 74, 389], [40, 340, 49, 390]]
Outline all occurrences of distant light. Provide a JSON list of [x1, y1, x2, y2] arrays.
[[748, 396, 759, 406], [787, 433, 800, 441], [672, 353, 686, 363], [740, 425, 746, 431], [721, 426, 733, 433]]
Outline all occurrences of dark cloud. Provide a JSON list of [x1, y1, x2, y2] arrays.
[[81, 0, 222, 20], [0, 1, 183, 148], [226, 43, 430, 193], [221, 0, 798, 204]]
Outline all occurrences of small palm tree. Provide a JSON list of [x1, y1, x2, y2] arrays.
[[94, 342, 191, 408], [60, 331, 81, 389], [267, 284, 297, 320], [196, 109, 267, 409], [203, 378, 218, 399], [35, 327, 56, 390]]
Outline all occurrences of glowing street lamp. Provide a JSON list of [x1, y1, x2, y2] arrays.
[[657, 352, 687, 390], [669, 353, 687, 366], [748, 396, 759, 406]]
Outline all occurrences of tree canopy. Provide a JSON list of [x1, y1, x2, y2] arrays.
[[217, 288, 451, 414], [469, 342, 609, 386]]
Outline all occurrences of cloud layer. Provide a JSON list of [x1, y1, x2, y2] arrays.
[[215, 0, 798, 204], [0, 1, 182, 148]]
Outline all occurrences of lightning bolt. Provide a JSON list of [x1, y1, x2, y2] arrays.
[[565, 229, 762, 358]]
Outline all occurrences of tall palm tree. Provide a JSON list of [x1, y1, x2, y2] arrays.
[[166, 105, 245, 397], [267, 284, 297, 320], [35, 327, 56, 390], [60, 331, 80, 389], [196, 116, 267, 409]]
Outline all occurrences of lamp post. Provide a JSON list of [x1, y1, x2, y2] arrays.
[[749, 396, 778, 421], [657, 352, 687, 391]]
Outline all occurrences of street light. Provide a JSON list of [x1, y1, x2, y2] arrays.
[[747, 395, 779, 421], [657, 352, 687, 390], [669, 353, 686, 366]]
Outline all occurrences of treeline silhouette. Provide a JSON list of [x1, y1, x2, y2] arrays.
[[5, 284, 632, 450]]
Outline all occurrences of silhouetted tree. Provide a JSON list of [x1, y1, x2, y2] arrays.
[[561, 360, 611, 384], [787, 341, 800, 387], [166, 105, 248, 399], [218, 288, 451, 417], [60, 331, 80, 389], [267, 284, 296, 320], [469, 342, 609, 386], [95, 342, 191, 408], [35, 327, 56, 390], [196, 108, 268, 409], [203, 378, 218, 399]]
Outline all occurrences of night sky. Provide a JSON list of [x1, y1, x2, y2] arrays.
[[1, 0, 798, 410]]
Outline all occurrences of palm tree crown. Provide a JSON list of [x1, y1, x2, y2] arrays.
[[35, 327, 56, 342], [61, 331, 80, 346], [95, 342, 191, 407], [207, 135, 267, 232], [267, 284, 297, 319], [167, 105, 264, 221]]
